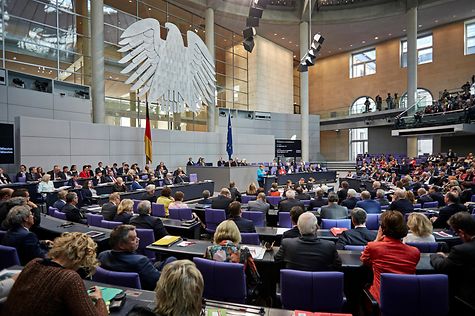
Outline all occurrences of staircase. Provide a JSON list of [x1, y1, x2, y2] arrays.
[[326, 161, 356, 172]]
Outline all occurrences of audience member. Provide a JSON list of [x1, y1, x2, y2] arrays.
[[228, 201, 256, 233], [278, 190, 304, 213], [275, 212, 342, 271], [246, 182, 258, 196], [141, 184, 156, 204], [307, 188, 327, 211], [62, 192, 86, 224], [129, 200, 168, 240], [403, 213, 435, 243], [248, 192, 270, 215], [168, 191, 187, 209], [268, 182, 280, 197], [11, 189, 41, 228], [356, 190, 381, 214], [295, 186, 311, 200], [15, 164, 27, 182], [375, 189, 390, 206], [388, 189, 414, 214], [163, 173, 174, 185], [52, 190, 67, 211], [37, 174, 54, 194], [360, 210, 420, 304], [0, 273, 18, 301], [26, 166, 40, 182], [0, 188, 14, 209], [320, 192, 348, 219], [130, 175, 143, 190], [112, 177, 128, 193], [431, 192, 468, 229], [113, 199, 134, 224], [341, 189, 358, 210], [337, 181, 349, 204], [101, 192, 120, 221], [228, 181, 242, 202], [282, 206, 305, 239], [98, 225, 175, 291], [81, 180, 97, 205], [197, 190, 212, 204], [2, 232, 108, 316], [156, 187, 174, 217], [336, 208, 377, 250], [211, 188, 233, 216]]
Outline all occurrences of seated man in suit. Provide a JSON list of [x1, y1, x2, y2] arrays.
[[356, 191, 381, 214], [308, 188, 327, 211], [66, 174, 81, 189], [62, 192, 87, 224], [112, 177, 128, 193], [130, 175, 144, 191], [197, 190, 212, 205], [228, 201, 256, 233], [248, 193, 270, 215], [101, 192, 121, 221], [211, 188, 233, 217], [228, 182, 242, 202], [275, 212, 342, 271], [429, 185, 445, 207], [431, 192, 467, 229], [430, 212, 475, 309], [388, 189, 414, 215], [163, 173, 174, 186], [278, 190, 304, 213], [320, 192, 349, 219], [336, 208, 377, 250], [98, 225, 175, 291], [341, 189, 359, 210], [141, 184, 156, 204], [416, 188, 434, 205], [282, 206, 304, 239], [375, 189, 390, 206], [129, 200, 168, 240], [1, 205, 50, 265], [52, 190, 67, 211]]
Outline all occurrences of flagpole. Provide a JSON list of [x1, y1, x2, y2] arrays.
[[144, 93, 152, 165]]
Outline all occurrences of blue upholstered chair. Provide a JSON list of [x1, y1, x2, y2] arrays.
[[205, 208, 226, 233], [280, 270, 345, 312], [366, 213, 381, 230], [405, 242, 439, 253], [92, 266, 142, 289], [240, 233, 260, 245], [53, 210, 67, 220], [0, 244, 20, 270], [86, 213, 104, 227], [321, 219, 351, 229], [278, 212, 292, 228], [135, 228, 156, 261], [169, 208, 193, 220], [422, 201, 438, 209], [100, 220, 122, 229], [266, 196, 281, 206], [344, 245, 366, 251], [151, 203, 166, 217], [241, 195, 257, 204], [241, 211, 265, 227]]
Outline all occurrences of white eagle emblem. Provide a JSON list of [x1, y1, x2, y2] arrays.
[[118, 18, 216, 113]]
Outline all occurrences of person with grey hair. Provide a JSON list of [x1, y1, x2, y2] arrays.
[[211, 188, 233, 216], [320, 192, 349, 219], [356, 190, 381, 214], [341, 189, 358, 210], [248, 192, 270, 215], [278, 190, 304, 213], [98, 225, 175, 291], [388, 189, 414, 214], [141, 184, 156, 204], [1, 205, 50, 265], [275, 212, 341, 271], [376, 189, 390, 206], [129, 200, 168, 240], [197, 190, 212, 204], [163, 173, 174, 186], [63, 192, 86, 224], [335, 208, 377, 250], [0, 197, 27, 229]]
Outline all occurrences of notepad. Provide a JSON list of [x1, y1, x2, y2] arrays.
[[206, 309, 227, 316], [152, 235, 182, 247], [88, 287, 123, 302], [330, 227, 348, 236]]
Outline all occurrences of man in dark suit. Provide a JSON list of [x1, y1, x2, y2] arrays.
[[248, 193, 270, 214], [307, 188, 327, 211], [431, 192, 468, 229], [163, 173, 174, 186], [388, 189, 414, 214], [278, 190, 304, 213], [95, 162, 105, 176], [103, 170, 117, 183], [336, 208, 377, 249], [282, 206, 304, 239], [341, 189, 359, 210], [429, 186, 445, 207], [320, 193, 349, 219], [141, 184, 156, 204], [58, 166, 70, 180], [47, 165, 62, 181], [228, 182, 242, 202], [275, 212, 342, 271], [1, 205, 49, 265], [197, 190, 212, 205], [0, 167, 12, 185], [98, 225, 175, 291], [337, 181, 349, 204], [112, 177, 128, 192], [62, 192, 86, 224], [211, 188, 233, 217], [431, 212, 475, 308], [355, 191, 381, 214], [416, 188, 433, 205], [66, 174, 81, 188], [52, 190, 67, 211], [101, 192, 121, 221], [129, 200, 168, 240], [228, 201, 256, 233], [295, 186, 311, 201]]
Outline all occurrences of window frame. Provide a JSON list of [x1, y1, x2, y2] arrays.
[[400, 33, 433, 67], [465, 19, 475, 55], [350, 48, 376, 79]]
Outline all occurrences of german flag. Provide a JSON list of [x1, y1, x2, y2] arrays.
[[144, 100, 152, 164]]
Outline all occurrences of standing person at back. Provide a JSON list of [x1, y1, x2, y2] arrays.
[[320, 193, 349, 219]]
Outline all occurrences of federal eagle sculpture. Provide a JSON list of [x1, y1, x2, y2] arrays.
[[118, 18, 216, 113]]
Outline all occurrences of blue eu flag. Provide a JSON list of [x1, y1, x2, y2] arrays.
[[226, 112, 233, 160]]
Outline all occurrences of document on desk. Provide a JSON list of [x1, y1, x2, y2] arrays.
[[276, 227, 289, 235], [244, 246, 265, 260], [0, 269, 21, 281]]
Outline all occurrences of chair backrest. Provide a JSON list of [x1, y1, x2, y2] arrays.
[[169, 208, 193, 220], [92, 266, 142, 289], [240, 233, 260, 245], [278, 212, 292, 228], [86, 213, 104, 227], [422, 201, 438, 209], [301, 200, 311, 207], [241, 195, 257, 204], [266, 196, 281, 206], [17, 176, 27, 183], [405, 242, 439, 253], [135, 228, 156, 260], [366, 213, 381, 230], [344, 245, 366, 251], [0, 244, 21, 270], [132, 199, 141, 213], [241, 211, 265, 227], [321, 219, 351, 229], [281, 270, 345, 312], [381, 205, 389, 210], [380, 273, 449, 316], [414, 203, 422, 209], [53, 210, 67, 220], [101, 220, 122, 229], [205, 208, 226, 232], [189, 173, 198, 183], [193, 257, 246, 303], [151, 203, 166, 217], [471, 194, 475, 202], [48, 206, 58, 216]]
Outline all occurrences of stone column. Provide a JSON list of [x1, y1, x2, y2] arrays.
[[91, 0, 105, 123], [406, 2, 418, 110], [205, 7, 216, 132], [299, 21, 309, 162]]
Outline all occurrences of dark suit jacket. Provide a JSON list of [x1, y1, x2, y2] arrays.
[[81, 188, 94, 205], [112, 183, 127, 192], [278, 198, 304, 213], [229, 187, 242, 202], [66, 178, 79, 188], [129, 214, 168, 240], [295, 193, 311, 201], [429, 192, 445, 207], [388, 199, 414, 214], [432, 203, 467, 229], [282, 226, 300, 239], [341, 197, 358, 210], [163, 178, 173, 186], [230, 216, 256, 233], [211, 195, 233, 216], [274, 234, 342, 271], [308, 198, 327, 211], [335, 227, 377, 250], [320, 204, 348, 219], [337, 189, 348, 203], [98, 250, 161, 291], [356, 199, 381, 214], [417, 194, 433, 204], [62, 204, 86, 224], [431, 239, 475, 306], [113, 212, 133, 224], [26, 172, 40, 182], [197, 198, 212, 205], [101, 202, 118, 221], [141, 193, 156, 204], [52, 199, 66, 211], [58, 172, 68, 180], [1, 225, 48, 265]]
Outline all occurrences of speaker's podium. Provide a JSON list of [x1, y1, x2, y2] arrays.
[[186, 165, 258, 193]]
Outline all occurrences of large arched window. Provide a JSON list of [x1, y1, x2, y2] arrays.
[[349, 96, 376, 115], [400, 88, 433, 111]]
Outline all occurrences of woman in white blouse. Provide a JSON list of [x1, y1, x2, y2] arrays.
[[37, 174, 55, 194], [403, 212, 436, 243]]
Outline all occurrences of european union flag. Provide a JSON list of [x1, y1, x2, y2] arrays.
[[226, 112, 233, 160]]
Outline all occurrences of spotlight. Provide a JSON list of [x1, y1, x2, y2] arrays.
[[297, 63, 308, 72], [251, 0, 268, 9], [243, 27, 256, 39], [249, 6, 263, 18], [298, 33, 325, 72], [246, 16, 260, 27], [243, 38, 255, 53]]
